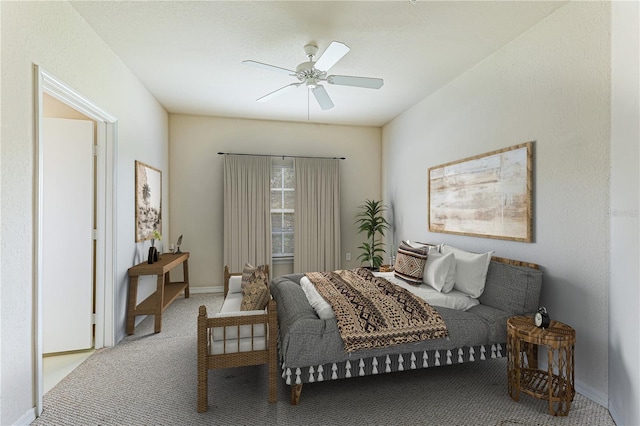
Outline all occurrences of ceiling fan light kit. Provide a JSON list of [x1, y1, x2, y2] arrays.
[[243, 41, 384, 111]]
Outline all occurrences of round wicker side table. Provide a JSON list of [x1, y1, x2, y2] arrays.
[[507, 315, 575, 416], [379, 264, 394, 272]]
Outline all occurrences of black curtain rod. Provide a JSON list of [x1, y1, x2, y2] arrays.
[[218, 152, 345, 160]]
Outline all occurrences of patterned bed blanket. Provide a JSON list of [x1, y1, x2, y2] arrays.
[[305, 268, 448, 352]]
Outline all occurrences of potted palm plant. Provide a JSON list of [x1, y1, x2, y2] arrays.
[[355, 199, 390, 270]]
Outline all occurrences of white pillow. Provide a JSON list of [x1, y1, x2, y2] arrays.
[[405, 240, 441, 252], [300, 276, 335, 319], [374, 272, 479, 311], [422, 251, 456, 293], [405, 240, 427, 249], [441, 245, 494, 298], [228, 275, 242, 294]]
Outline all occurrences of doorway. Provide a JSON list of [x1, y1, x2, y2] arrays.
[[34, 66, 117, 416], [41, 99, 96, 392]]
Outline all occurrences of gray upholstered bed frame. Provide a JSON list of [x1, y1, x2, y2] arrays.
[[270, 257, 542, 405]]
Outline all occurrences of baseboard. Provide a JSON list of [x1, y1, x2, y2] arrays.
[[13, 407, 36, 426], [575, 379, 608, 408], [189, 286, 222, 294], [608, 404, 623, 426]]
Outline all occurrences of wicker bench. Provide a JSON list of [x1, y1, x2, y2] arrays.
[[197, 265, 278, 412]]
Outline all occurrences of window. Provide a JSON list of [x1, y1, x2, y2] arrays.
[[271, 163, 294, 258]]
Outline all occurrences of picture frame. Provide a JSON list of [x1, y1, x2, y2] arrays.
[[428, 142, 533, 242], [135, 160, 162, 242]]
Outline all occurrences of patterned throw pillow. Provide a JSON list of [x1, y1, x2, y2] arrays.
[[394, 241, 429, 284], [241, 262, 256, 291], [240, 266, 270, 310], [241, 263, 268, 289]]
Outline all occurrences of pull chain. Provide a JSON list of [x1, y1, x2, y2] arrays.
[[307, 88, 310, 121]]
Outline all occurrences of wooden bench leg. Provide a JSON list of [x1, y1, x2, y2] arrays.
[[197, 306, 208, 412], [291, 384, 303, 405], [267, 298, 278, 403], [197, 370, 208, 413], [268, 360, 278, 403]]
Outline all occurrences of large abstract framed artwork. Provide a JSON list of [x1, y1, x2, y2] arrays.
[[428, 142, 533, 242], [135, 161, 162, 242]]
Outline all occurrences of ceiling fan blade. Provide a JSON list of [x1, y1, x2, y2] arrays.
[[314, 41, 350, 72], [257, 83, 302, 102], [328, 75, 384, 89], [311, 85, 334, 110], [242, 60, 295, 75]]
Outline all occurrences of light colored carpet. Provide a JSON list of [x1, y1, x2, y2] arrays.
[[32, 293, 615, 425]]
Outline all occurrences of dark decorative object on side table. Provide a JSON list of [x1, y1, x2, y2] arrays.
[[148, 246, 157, 264], [148, 230, 162, 264]]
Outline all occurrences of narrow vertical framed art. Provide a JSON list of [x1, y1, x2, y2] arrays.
[[135, 160, 162, 242]]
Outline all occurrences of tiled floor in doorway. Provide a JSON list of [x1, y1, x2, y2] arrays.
[[43, 350, 95, 394]]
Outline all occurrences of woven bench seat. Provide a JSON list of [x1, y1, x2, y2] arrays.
[[197, 266, 278, 412]]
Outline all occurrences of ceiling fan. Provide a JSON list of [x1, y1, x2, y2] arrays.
[[242, 41, 384, 111]]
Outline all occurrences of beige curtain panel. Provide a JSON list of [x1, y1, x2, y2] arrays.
[[293, 158, 341, 273], [223, 155, 272, 272]]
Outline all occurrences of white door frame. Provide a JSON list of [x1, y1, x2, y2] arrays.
[[34, 65, 118, 415]]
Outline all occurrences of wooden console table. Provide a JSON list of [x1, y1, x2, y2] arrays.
[[507, 315, 575, 416], [126, 252, 190, 335]]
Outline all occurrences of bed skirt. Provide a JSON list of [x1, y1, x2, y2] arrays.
[[281, 343, 504, 386]]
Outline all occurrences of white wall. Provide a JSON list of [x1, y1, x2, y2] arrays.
[[609, 2, 640, 425], [382, 1, 610, 403], [169, 114, 381, 287], [0, 2, 168, 424]]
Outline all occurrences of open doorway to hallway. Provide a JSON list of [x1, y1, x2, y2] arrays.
[[35, 65, 118, 415], [41, 93, 97, 393]]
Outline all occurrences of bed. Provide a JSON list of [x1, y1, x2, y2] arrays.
[[270, 254, 542, 405]]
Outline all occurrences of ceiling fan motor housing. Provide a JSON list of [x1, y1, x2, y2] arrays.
[[296, 61, 315, 74], [295, 61, 326, 85]]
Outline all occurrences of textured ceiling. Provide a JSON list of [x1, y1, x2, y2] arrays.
[[70, 1, 567, 127]]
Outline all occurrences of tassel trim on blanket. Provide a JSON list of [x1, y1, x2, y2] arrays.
[[281, 343, 504, 385]]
